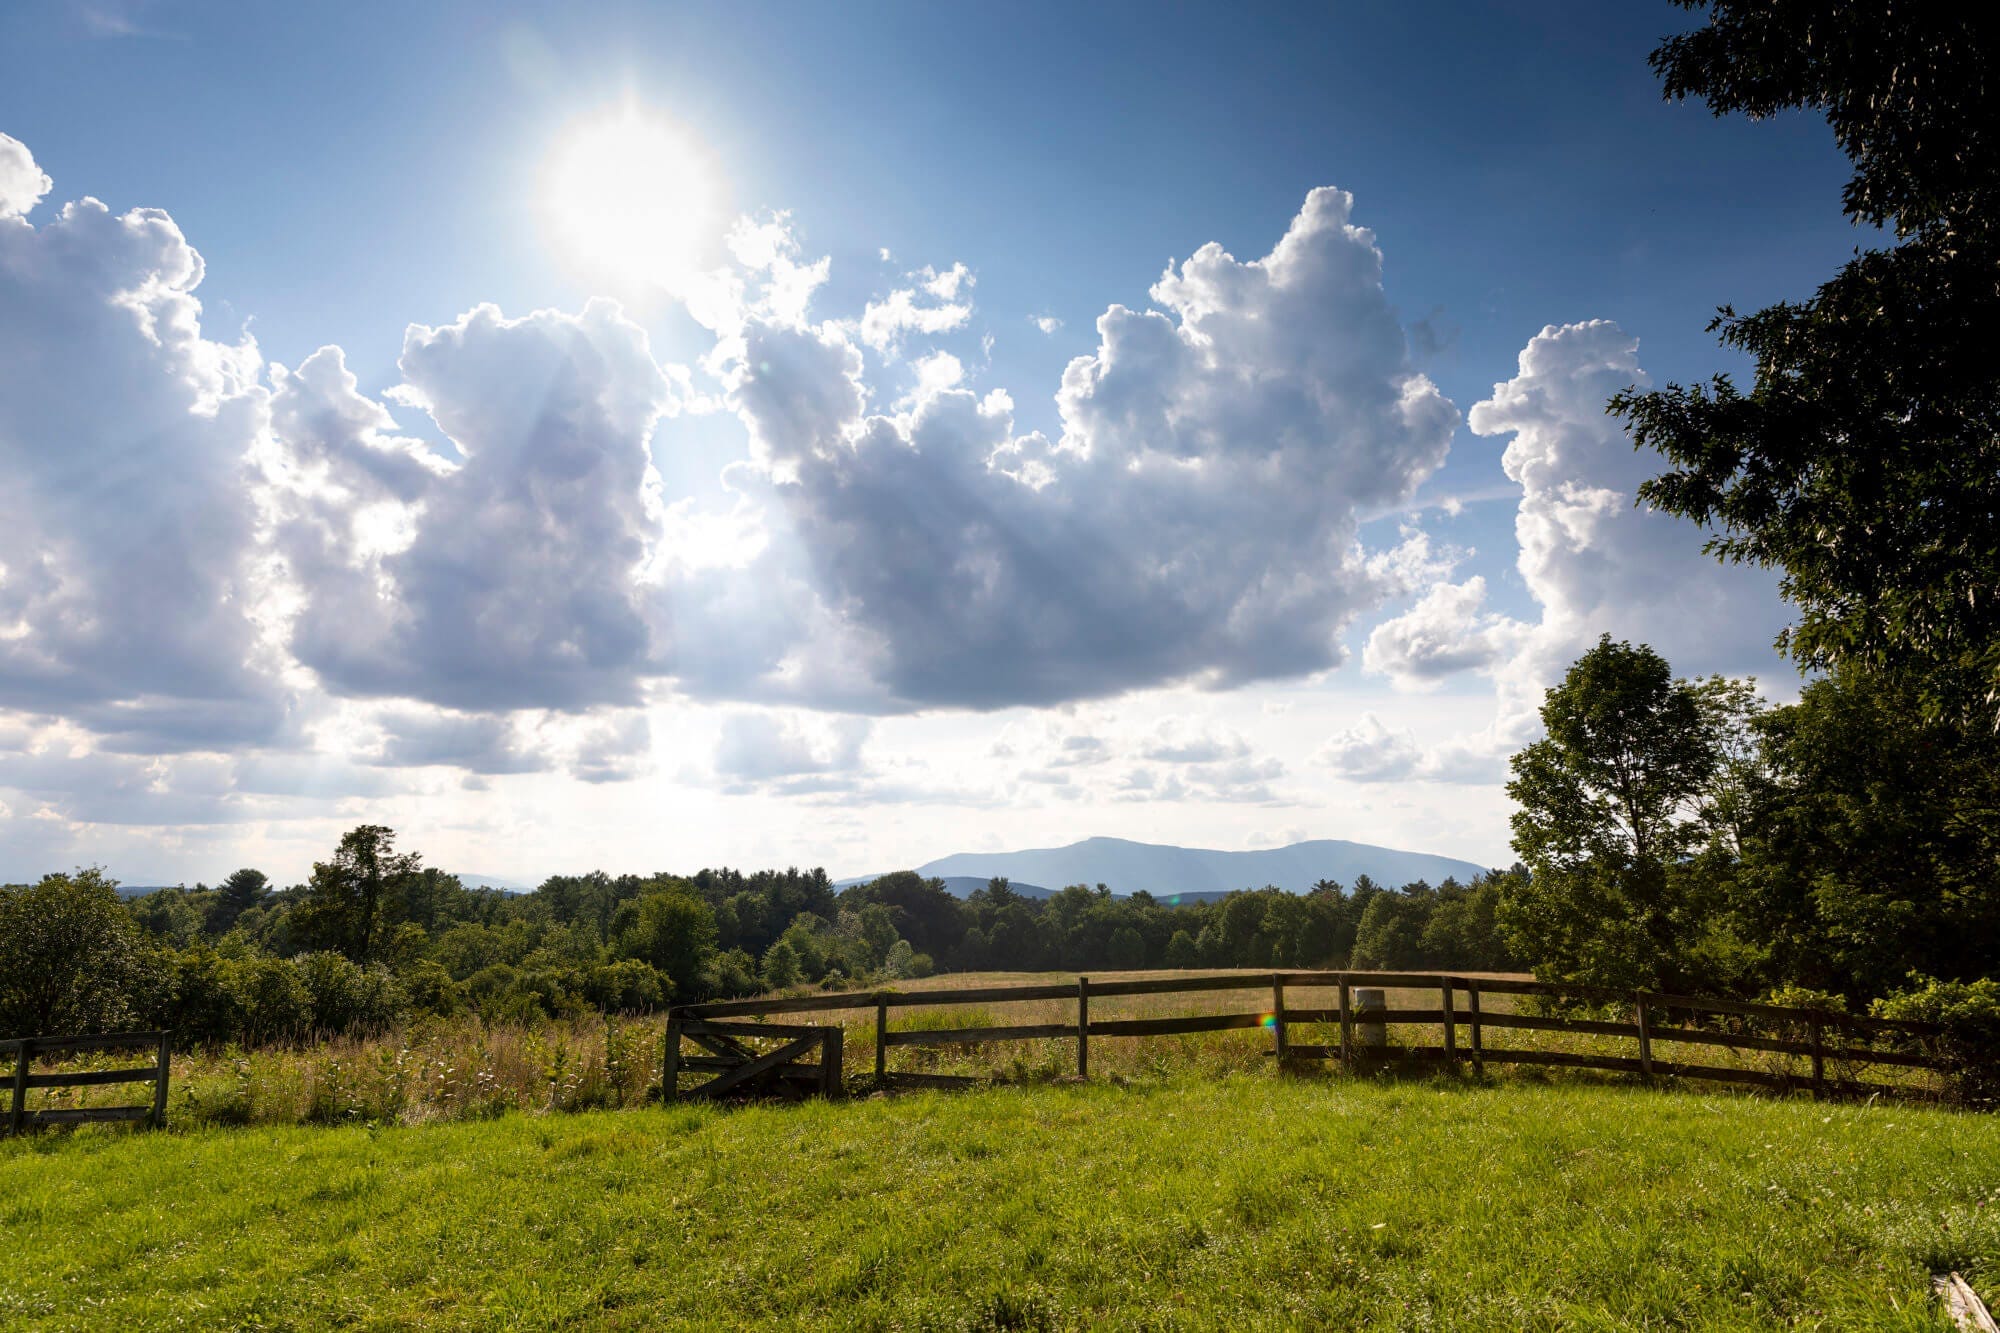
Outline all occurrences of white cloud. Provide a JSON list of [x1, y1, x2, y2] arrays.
[[0, 133, 53, 218], [0, 162, 291, 753], [725, 186, 1459, 710], [1363, 576, 1520, 689], [856, 280, 974, 351], [1315, 712, 1496, 785], [273, 300, 677, 713], [1032, 315, 1063, 335], [1316, 714, 1423, 781], [1467, 320, 1788, 734], [713, 710, 869, 787], [2, 132, 1525, 864]]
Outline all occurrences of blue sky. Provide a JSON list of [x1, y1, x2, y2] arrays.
[[0, 2, 1852, 884]]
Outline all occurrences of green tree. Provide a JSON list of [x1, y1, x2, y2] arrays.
[[1504, 637, 1754, 991], [1163, 929, 1199, 969], [614, 889, 718, 1000], [291, 826, 422, 963], [0, 870, 149, 1036], [1614, 3, 2000, 719], [1107, 926, 1146, 970], [761, 939, 803, 991], [213, 868, 270, 933], [1730, 667, 2000, 1002], [1351, 892, 1425, 971]]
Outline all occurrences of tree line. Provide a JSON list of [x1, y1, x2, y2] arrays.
[[0, 827, 1532, 1045]]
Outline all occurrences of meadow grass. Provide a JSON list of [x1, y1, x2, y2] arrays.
[[13, 969, 1943, 1131], [2, 1072, 1995, 1330]]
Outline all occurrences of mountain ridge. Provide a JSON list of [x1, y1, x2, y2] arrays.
[[842, 835, 1491, 899]]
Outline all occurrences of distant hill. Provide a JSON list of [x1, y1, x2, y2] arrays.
[[848, 836, 1491, 900], [457, 874, 534, 893]]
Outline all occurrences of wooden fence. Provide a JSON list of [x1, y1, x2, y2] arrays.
[[2, 1032, 173, 1135], [667, 971, 1954, 1102]]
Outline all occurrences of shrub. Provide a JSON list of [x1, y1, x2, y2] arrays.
[[297, 951, 409, 1037], [0, 869, 149, 1037], [228, 955, 314, 1046], [1873, 974, 2000, 1105], [582, 959, 667, 1013]]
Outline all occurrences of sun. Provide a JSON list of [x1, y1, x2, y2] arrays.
[[545, 109, 718, 291]]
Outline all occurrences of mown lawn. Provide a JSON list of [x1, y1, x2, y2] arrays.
[[3, 1075, 1996, 1330]]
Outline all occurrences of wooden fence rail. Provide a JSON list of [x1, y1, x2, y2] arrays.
[[667, 971, 1956, 1103], [2, 1032, 172, 1135]]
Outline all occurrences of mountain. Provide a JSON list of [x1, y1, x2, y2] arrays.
[[908, 836, 1490, 899], [456, 873, 534, 893]]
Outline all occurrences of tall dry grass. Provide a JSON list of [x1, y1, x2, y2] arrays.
[[11, 969, 1942, 1129]]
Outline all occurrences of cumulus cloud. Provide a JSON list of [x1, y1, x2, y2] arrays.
[[1316, 714, 1423, 782], [0, 147, 290, 753], [1315, 712, 1494, 785], [2, 130, 1502, 842], [727, 186, 1459, 710], [1138, 717, 1252, 764], [856, 263, 974, 351], [1363, 575, 1520, 689], [272, 300, 677, 713], [1032, 315, 1063, 335], [0, 133, 52, 218], [1467, 320, 1788, 733]]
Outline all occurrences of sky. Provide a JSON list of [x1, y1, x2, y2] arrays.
[[0, 1, 1863, 887]]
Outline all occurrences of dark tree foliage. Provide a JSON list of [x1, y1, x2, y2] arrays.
[[291, 825, 422, 964], [213, 868, 270, 933], [1732, 667, 2000, 1002], [1614, 3, 2000, 717]]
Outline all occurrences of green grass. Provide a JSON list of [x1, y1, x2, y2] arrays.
[[4, 1075, 1995, 1330]]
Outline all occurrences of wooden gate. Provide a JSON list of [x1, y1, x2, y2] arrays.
[[4, 1032, 173, 1134], [663, 1017, 843, 1102]]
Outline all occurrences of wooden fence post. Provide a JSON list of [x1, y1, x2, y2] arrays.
[[875, 997, 889, 1083], [151, 1033, 172, 1130], [1076, 976, 1090, 1079], [1272, 973, 1288, 1063], [1467, 982, 1485, 1077], [820, 1026, 843, 1099], [9, 1039, 29, 1137], [1338, 979, 1353, 1069], [1635, 992, 1655, 1081], [1442, 978, 1457, 1066], [661, 1016, 681, 1103], [1809, 1017, 1826, 1097]]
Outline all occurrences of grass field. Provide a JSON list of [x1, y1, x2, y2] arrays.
[[4, 1074, 1996, 1330]]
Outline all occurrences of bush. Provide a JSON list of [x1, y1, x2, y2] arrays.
[[297, 951, 409, 1037], [582, 959, 667, 1013], [400, 960, 464, 1016], [1873, 974, 2000, 1105], [0, 870, 150, 1037], [227, 955, 314, 1046]]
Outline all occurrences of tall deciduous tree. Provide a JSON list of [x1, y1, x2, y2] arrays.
[[292, 825, 421, 964], [1504, 636, 1758, 990], [1614, 3, 2000, 718]]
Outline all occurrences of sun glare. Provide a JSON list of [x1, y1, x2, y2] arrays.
[[545, 109, 718, 291]]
